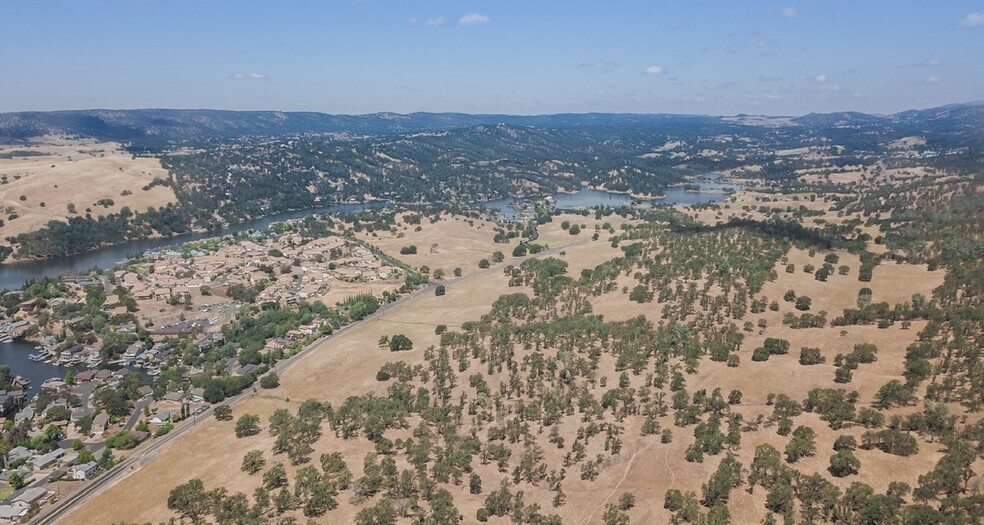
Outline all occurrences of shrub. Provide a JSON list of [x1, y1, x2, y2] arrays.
[[214, 405, 233, 421], [799, 347, 825, 365], [235, 414, 261, 437], [795, 296, 812, 311], [829, 450, 860, 477], [833, 435, 857, 451], [388, 334, 413, 351], [764, 338, 790, 355], [260, 372, 280, 389], [242, 450, 265, 474]]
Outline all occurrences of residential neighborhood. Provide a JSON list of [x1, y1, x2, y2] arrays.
[[0, 215, 415, 520]]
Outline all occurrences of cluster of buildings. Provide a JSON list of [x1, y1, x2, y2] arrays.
[[127, 231, 402, 310], [0, 223, 407, 518]]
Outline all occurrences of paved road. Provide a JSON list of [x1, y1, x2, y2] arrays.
[[123, 398, 153, 431], [30, 235, 593, 525], [29, 276, 435, 525]]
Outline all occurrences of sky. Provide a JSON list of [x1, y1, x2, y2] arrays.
[[1, 1, 983, 116]]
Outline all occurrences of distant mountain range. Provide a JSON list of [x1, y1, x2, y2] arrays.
[[1, 102, 982, 144]]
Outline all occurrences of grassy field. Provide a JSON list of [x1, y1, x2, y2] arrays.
[[65, 200, 975, 524], [0, 136, 175, 239]]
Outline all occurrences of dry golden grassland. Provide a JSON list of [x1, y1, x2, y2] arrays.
[[67, 203, 963, 525], [0, 136, 175, 239]]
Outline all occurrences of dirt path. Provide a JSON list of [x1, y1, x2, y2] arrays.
[[578, 363, 727, 524]]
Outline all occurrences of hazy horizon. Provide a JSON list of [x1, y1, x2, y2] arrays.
[[4, 1, 983, 115]]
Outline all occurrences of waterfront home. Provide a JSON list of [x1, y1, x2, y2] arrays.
[[75, 370, 97, 383], [0, 391, 26, 416]]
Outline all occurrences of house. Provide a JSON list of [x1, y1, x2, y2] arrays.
[[0, 469, 32, 485], [162, 391, 184, 403], [10, 486, 47, 507], [264, 338, 288, 351], [136, 385, 153, 397], [150, 410, 172, 425], [235, 364, 258, 376], [131, 430, 150, 443], [7, 446, 31, 464], [188, 387, 206, 403], [74, 370, 97, 383], [68, 461, 98, 480], [8, 322, 31, 339], [13, 406, 34, 426], [31, 448, 66, 470], [0, 505, 28, 522], [123, 342, 143, 361], [71, 407, 93, 423], [91, 413, 110, 434], [0, 391, 26, 416]]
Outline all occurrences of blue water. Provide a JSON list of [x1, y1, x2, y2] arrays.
[[0, 201, 389, 291], [479, 181, 738, 220], [0, 340, 84, 400], [0, 183, 737, 390]]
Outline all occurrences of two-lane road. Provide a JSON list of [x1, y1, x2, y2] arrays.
[[31, 234, 593, 524]]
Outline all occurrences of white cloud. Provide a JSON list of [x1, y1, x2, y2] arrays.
[[458, 13, 489, 26], [926, 76, 942, 84], [814, 74, 828, 83], [644, 66, 665, 75], [781, 7, 799, 18], [408, 17, 419, 25], [927, 58, 942, 66], [232, 72, 268, 81], [959, 13, 984, 27]]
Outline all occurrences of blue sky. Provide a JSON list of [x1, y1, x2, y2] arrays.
[[2, 1, 983, 115]]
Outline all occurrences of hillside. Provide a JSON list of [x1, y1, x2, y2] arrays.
[[62, 173, 984, 524], [2, 102, 983, 264]]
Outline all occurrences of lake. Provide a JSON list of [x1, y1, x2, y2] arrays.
[[0, 182, 737, 391], [0, 184, 738, 290], [0, 340, 83, 399], [0, 201, 389, 291], [479, 181, 738, 220]]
